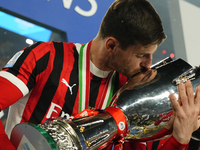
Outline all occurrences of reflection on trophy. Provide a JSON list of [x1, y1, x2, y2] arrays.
[[10, 58, 200, 150]]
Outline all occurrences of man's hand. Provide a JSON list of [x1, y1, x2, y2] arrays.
[[169, 80, 200, 144], [120, 69, 157, 92]]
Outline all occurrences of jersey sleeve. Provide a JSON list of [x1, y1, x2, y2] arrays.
[[1, 42, 51, 93], [0, 75, 23, 149], [157, 136, 188, 150], [122, 136, 188, 150], [0, 76, 23, 111], [0, 41, 54, 110]]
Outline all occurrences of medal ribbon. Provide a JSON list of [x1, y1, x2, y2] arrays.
[[98, 71, 116, 109], [78, 41, 115, 112], [78, 42, 90, 113]]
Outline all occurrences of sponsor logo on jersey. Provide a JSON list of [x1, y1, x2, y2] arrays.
[[61, 78, 76, 95], [47, 102, 74, 119]]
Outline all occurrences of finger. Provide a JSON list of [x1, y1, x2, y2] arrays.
[[177, 85, 182, 106], [129, 72, 144, 82], [165, 115, 174, 130], [177, 83, 183, 106], [141, 69, 157, 82], [194, 85, 200, 110], [169, 93, 180, 113], [177, 82, 188, 107], [126, 72, 144, 87], [185, 80, 195, 106]]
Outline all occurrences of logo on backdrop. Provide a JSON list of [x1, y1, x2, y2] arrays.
[[63, 0, 97, 17]]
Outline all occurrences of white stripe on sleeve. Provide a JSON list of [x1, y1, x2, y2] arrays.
[[0, 71, 29, 96]]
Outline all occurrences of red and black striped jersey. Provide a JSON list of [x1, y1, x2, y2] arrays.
[[0, 41, 193, 150], [0, 41, 127, 137]]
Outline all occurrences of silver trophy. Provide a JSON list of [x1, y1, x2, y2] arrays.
[[10, 58, 200, 150]]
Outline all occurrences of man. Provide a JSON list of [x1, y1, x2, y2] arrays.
[[0, 0, 199, 149]]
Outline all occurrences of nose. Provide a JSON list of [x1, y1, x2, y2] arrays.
[[140, 55, 152, 69]]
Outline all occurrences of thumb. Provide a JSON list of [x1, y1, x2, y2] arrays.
[[165, 115, 174, 131]]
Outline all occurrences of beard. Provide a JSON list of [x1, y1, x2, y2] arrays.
[[128, 66, 148, 79]]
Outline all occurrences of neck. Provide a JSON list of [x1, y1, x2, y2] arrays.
[[90, 36, 112, 71]]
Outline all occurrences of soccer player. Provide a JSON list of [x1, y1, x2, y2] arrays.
[[0, 0, 199, 149]]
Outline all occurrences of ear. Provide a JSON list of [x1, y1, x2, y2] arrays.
[[105, 37, 119, 51]]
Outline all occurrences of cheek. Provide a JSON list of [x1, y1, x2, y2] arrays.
[[128, 59, 140, 68]]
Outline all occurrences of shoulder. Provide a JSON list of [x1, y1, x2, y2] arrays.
[[25, 41, 79, 56]]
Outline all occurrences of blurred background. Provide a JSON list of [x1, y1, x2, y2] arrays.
[[0, 0, 200, 127]]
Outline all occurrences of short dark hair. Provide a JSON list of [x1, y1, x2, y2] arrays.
[[99, 0, 166, 49]]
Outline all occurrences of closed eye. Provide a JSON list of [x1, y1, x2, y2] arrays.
[[136, 54, 145, 58]]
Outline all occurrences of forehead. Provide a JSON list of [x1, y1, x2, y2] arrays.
[[130, 44, 158, 54]]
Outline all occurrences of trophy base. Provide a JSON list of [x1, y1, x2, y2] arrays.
[[10, 123, 58, 150]]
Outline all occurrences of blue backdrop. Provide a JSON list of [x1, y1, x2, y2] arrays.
[[0, 0, 114, 43]]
